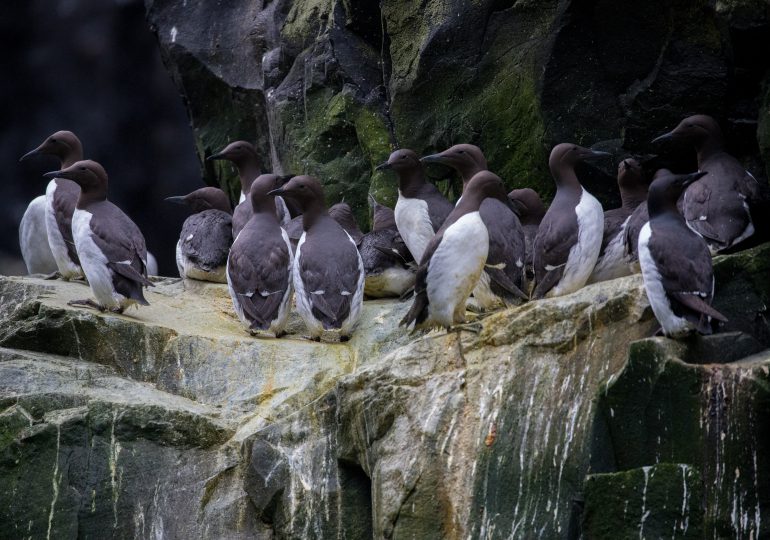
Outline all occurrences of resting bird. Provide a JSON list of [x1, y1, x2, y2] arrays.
[[652, 114, 760, 254], [165, 187, 233, 283], [43, 161, 153, 313], [269, 176, 364, 341], [227, 175, 293, 337], [638, 170, 727, 337]]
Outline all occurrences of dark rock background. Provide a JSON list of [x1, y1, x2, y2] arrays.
[[1, 0, 200, 276]]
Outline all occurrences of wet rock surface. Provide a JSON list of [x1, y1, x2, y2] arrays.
[[1, 243, 769, 538]]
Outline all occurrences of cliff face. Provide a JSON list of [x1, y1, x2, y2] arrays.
[[143, 0, 770, 223], [1, 244, 769, 538]]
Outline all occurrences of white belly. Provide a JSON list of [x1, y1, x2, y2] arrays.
[[45, 181, 82, 279], [176, 240, 227, 283], [395, 194, 435, 264], [340, 231, 365, 336], [470, 270, 504, 311], [145, 252, 158, 276], [292, 232, 324, 338], [72, 209, 126, 310], [364, 267, 415, 297], [427, 212, 489, 328], [548, 190, 603, 297], [19, 195, 57, 274], [587, 216, 632, 284], [638, 223, 693, 337]]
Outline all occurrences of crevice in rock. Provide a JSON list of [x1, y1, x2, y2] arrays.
[[337, 459, 374, 538]]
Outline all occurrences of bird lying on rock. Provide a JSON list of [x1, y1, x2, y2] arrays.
[[43, 160, 153, 313], [269, 176, 364, 341], [588, 157, 648, 283], [638, 170, 728, 337], [360, 195, 415, 298], [400, 171, 514, 331], [652, 114, 759, 254], [376, 149, 453, 263], [20, 130, 85, 279], [508, 188, 546, 285], [421, 144, 528, 308], [532, 143, 608, 298], [165, 187, 233, 283], [227, 175, 294, 337]]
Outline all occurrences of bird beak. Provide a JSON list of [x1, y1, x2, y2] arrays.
[[267, 188, 286, 197], [375, 161, 392, 171], [19, 148, 41, 162], [164, 196, 187, 205], [42, 170, 63, 180], [683, 171, 708, 187], [207, 152, 225, 161], [419, 153, 444, 164], [583, 149, 611, 160], [651, 132, 674, 145]]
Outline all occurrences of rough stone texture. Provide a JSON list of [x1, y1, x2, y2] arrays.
[[1, 243, 769, 538], [144, 0, 770, 224]]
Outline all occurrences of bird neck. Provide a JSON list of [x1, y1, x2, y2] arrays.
[[60, 142, 84, 169], [252, 196, 277, 216], [695, 135, 724, 164], [76, 185, 108, 209], [301, 204, 328, 231], [397, 168, 426, 198], [647, 194, 680, 221], [236, 160, 262, 195], [620, 186, 648, 211], [459, 164, 486, 191]]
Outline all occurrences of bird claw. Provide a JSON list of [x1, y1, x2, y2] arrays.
[[43, 271, 61, 280], [67, 299, 106, 312]]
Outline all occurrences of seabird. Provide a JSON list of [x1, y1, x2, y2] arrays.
[[652, 114, 760, 254], [400, 171, 514, 330], [507, 188, 546, 284], [269, 176, 364, 341], [360, 195, 415, 298], [638, 170, 728, 336], [376, 149, 453, 263], [165, 187, 233, 283], [588, 158, 648, 283], [207, 141, 292, 236], [532, 143, 608, 299], [226, 176, 294, 337], [421, 144, 528, 308], [43, 160, 153, 313], [328, 202, 364, 245], [19, 130, 84, 278]]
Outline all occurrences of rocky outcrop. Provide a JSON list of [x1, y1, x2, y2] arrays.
[[2, 243, 770, 538], [144, 0, 770, 222]]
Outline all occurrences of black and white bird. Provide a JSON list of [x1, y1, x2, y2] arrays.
[[421, 144, 528, 308], [360, 195, 415, 298], [652, 114, 760, 254], [269, 176, 364, 341], [19, 130, 84, 278], [376, 149, 453, 263], [43, 161, 153, 313], [207, 141, 292, 236], [328, 202, 364, 245], [624, 169, 672, 273], [638, 170, 728, 337], [588, 158, 648, 283], [165, 187, 233, 283], [400, 171, 514, 331], [227, 175, 294, 337], [532, 143, 608, 299], [508, 188, 546, 284]]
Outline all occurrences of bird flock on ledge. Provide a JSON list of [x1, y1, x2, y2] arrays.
[[18, 114, 760, 342]]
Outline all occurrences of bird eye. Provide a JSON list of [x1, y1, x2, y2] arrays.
[[50, 139, 58, 144], [79, 167, 86, 171]]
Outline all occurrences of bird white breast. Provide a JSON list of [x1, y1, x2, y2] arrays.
[[470, 270, 504, 311], [587, 216, 633, 284], [176, 240, 227, 283], [364, 267, 416, 297], [19, 194, 57, 274], [45, 180, 82, 279], [146, 252, 158, 276], [239, 192, 246, 204], [395, 193, 435, 264], [638, 223, 693, 337], [427, 211, 489, 328], [292, 232, 324, 338], [72, 209, 125, 310], [548, 189, 603, 297], [270, 228, 295, 335]]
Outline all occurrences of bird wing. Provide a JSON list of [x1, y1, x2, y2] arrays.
[[532, 212, 578, 297], [482, 199, 528, 301], [51, 181, 80, 264], [180, 211, 233, 271]]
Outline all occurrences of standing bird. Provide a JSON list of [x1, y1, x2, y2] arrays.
[[588, 158, 648, 283], [638, 170, 727, 337], [165, 187, 233, 283], [401, 171, 514, 331], [421, 144, 528, 307], [269, 176, 364, 341], [329, 202, 364, 245], [42, 161, 153, 313], [624, 169, 672, 272], [19, 131, 84, 278], [652, 114, 760, 254], [360, 195, 415, 298], [376, 149, 453, 263], [508, 188, 546, 284], [207, 141, 292, 236], [533, 143, 608, 299], [227, 176, 293, 337]]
